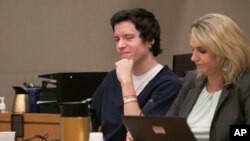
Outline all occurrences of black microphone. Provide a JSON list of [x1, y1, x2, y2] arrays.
[[140, 95, 158, 116]]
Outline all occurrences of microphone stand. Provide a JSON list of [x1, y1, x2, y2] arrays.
[[140, 96, 158, 116]]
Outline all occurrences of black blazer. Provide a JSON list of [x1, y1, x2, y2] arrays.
[[167, 71, 250, 141]]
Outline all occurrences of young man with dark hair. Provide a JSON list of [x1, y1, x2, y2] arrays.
[[91, 8, 181, 141]]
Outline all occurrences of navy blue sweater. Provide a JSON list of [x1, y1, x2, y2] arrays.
[[91, 66, 181, 141]]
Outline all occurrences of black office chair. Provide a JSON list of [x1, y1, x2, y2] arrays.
[[172, 53, 196, 78]]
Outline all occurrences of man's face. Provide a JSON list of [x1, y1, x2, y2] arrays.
[[113, 21, 152, 63]]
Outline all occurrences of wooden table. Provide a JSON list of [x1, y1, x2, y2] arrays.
[[0, 112, 60, 141]]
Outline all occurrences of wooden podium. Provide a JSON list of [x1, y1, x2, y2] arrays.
[[0, 113, 60, 141]]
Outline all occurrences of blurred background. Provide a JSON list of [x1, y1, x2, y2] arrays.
[[1, 0, 250, 111]]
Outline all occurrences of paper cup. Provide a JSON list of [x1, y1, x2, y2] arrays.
[[0, 132, 15, 141], [89, 132, 104, 141]]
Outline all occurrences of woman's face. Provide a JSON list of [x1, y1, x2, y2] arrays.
[[190, 37, 222, 76]]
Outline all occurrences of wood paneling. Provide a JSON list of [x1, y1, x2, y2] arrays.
[[0, 113, 60, 141]]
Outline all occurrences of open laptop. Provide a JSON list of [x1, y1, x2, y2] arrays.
[[122, 116, 196, 141]]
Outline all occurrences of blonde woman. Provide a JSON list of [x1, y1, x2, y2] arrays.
[[167, 13, 250, 141]]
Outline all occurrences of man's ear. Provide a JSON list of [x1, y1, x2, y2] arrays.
[[148, 39, 155, 48]]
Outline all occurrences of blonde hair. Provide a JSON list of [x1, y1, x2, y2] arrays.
[[190, 13, 250, 85]]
